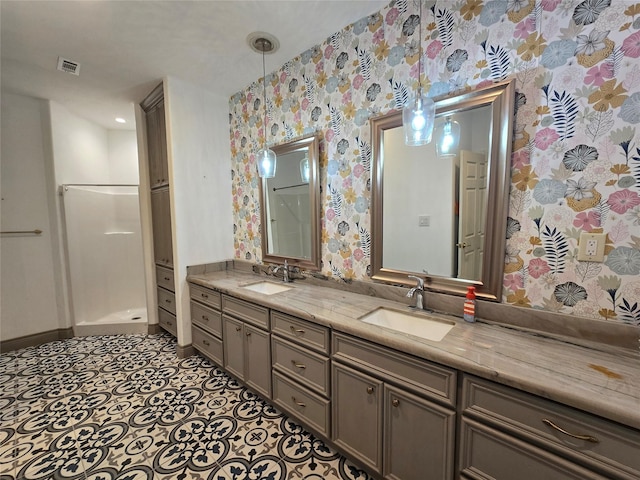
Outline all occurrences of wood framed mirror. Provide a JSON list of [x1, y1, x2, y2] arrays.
[[371, 80, 515, 300], [259, 133, 321, 270]]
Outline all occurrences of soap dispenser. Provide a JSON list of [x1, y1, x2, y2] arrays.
[[463, 286, 476, 323]]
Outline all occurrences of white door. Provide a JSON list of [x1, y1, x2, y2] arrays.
[[458, 150, 487, 280]]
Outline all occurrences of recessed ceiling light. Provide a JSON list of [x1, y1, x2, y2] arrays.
[[115, 117, 126, 124]]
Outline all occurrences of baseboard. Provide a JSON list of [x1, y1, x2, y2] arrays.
[[177, 343, 194, 358], [148, 323, 162, 335], [0, 327, 74, 353]]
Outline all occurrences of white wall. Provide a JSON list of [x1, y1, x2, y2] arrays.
[[108, 129, 139, 184], [0, 93, 62, 341], [164, 76, 234, 347]]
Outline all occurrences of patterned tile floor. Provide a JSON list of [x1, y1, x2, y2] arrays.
[[0, 333, 373, 480]]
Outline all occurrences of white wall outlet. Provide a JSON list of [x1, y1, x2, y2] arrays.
[[577, 232, 606, 262], [418, 215, 430, 227]]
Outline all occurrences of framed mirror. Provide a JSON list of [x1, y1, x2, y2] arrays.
[[259, 133, 321, 270], [371, 80, 515, 300]]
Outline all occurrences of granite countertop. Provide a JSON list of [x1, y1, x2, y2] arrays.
[[187, 270, 640, 431]]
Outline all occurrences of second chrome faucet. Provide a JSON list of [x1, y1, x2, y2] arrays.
[[273, 260, 293, 283], [406, 275, 425, 310]]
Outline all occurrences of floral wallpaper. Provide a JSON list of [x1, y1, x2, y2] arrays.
[[230, 0, 640, 328]]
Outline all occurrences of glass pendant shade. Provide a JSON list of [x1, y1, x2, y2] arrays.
[[435, 117, 460, 156], [403, 90, 436, 146], [257, 147, 276, 178], [300, 156, 310, 183]]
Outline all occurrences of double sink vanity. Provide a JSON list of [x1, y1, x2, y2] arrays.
[[183, 263, 640, 480]]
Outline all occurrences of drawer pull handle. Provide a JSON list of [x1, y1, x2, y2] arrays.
[[164, 277, 171, 281], [202, 315, 209, 321], [246, 331, 251, 337], [392, 398, 400, 407], [165, 299, 172, 303], [291, 396, 306, 408], [367, 386, 375, 395], [290, 326, 305, 334], [291, 361, 306, 369], [201, 293, 209, 299], [235, 327, 242, 332], [542, 419, 599, 443], [202, 340, 210, 346]]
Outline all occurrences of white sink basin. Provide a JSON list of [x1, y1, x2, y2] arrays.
[[360, 307, 455, 342], [241, 281, 293, 295]]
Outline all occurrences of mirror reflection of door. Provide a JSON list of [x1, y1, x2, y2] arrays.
[[457, 150, 487, 281]]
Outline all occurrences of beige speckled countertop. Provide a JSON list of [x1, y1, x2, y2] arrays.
[[187, 269, 640, 431]]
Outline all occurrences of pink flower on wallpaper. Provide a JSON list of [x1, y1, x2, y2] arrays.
[[325, 129, 335, 142], [342, 91, 352, 105], [373, 28, 384, 44], [528, 258, 551, 279], [476, 79, 495, 89], [326, 208, 336, 221], [386, 7, 399, 25], [512, 149, 530, 169], [237, 187, 243, 197], [585, 63, 613, 87], [622, 30, 640, 58], [252, 214, 258, 223], [324, 44, 334, 59], [535, 128, 559, 150], [541, 0, 561, 10], [247, 92, 253, 103], [353, 75, 364, 90], [280, 71, 287, 83], [315, 61, 325, 74], [343, 258, 352, 269], [504, 273, 523, 291], [301, 98, 310, 111], [573, 211, 600, 231], [353, 164, 365, 178], [294, 110, 301, 122], [353, 248, 364, 261], [607, 189, 640, 213], [514, 18, 535, 39], [426, 41, 443, 59]]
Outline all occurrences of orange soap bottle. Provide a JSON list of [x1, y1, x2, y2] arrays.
[[463, 286, 476, 323]]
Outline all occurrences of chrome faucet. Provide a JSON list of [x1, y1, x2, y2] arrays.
[[406, 275, 425, 310], [273, 260, 292, 283]]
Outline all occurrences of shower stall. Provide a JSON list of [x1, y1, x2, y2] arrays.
[[62, 185, 147, 336]]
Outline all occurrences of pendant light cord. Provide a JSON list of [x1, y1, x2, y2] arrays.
[[418, 0, 423, 94], [262, 46, 268, 150]]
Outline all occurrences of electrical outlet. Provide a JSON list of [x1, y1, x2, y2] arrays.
[[577, 232, 606, 262], [418, 215, 430, 227]]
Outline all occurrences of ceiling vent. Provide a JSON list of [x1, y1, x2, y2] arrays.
[[57, 56, 80, 75]]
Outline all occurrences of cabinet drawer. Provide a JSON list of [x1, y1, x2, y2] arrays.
[[156, 265, 174, 292], [460, 418, 607, 479], [272, 370, 330, 438], [271, 311, 330, 354], [157, 286, 176, 315], [191, 301, 222, 338], [192, 325, 223, 366], [272, 336, 330, 396], [462, 375, 640, 479], [158, 308, 176, 336], [222, 295, 269, 329], [190, 284, 221, 310], [332, 332, 456, 407]]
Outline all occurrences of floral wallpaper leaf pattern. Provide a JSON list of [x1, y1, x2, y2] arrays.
[[230, 0, 640, 327]]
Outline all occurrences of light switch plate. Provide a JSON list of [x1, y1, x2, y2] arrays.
[[418, 215, 430, 227], [577, 232, 606, 262]]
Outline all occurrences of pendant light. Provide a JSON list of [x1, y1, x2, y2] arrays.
[[299, 155, 310, 183], [402, 0, 435, 146], [435, 116, 460, 156], [251, 35, 278, 178]]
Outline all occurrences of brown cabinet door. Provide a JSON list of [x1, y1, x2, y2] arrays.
[[146, 100, 168, 188], [332, 362, 383, 473], [244, 323, 271, 398], [384, 385, 455, 480], [223, 315, 244, 382], [150, 187, 172, 266]]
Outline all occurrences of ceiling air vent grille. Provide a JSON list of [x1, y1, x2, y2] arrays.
[[57, 57, 80, 75]]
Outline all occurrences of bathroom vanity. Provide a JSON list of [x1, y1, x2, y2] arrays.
[[187, 267, 640, 480]]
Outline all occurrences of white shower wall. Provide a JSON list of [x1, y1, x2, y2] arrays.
[[63, 185, 146, 328]]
